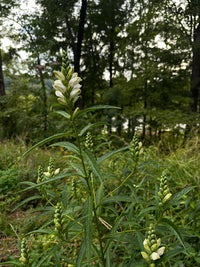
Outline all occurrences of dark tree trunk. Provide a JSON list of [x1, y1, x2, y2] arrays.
[[191, 22, 200, 113], [74, 0, 87, 75], [0, 49, 5, 96], [109, 28, 114, 88]]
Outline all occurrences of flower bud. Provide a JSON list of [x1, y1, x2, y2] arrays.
[[141, 251, 150, 262], [163, 193, 172, 203], [54, 71, 65, 81]]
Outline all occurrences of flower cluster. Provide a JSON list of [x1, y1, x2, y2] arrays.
[[141, 224, 165, 266], [85, 131, 93, 151], [19, 238, 30, 265], [37, 165, 47, 197], [53, 51, 82, 110], [158, 171, 172, 206], [54, 202, 65, 236], [130, 132, 142, 164], [43, 157, 60, 178]]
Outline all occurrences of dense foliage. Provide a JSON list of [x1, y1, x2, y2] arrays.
[[0, 0, 200, 141]]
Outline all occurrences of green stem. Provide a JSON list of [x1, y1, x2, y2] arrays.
[[71, 117, 105, 266]]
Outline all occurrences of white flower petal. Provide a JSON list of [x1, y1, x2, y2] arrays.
[[54, 168, 60, 175], [150, 252, 160, 261], [143, 239, 148, 246], [53, 80, 67, 94], [69, 77, 82, 88], [55, 90, 64, 98], [73, 83, 82, 90], [157, 246, 165, 256], [44, 172, 51, 177], [70, 88, 81, 99]]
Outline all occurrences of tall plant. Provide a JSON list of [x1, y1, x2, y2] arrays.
[[5, 51, 196, 267]]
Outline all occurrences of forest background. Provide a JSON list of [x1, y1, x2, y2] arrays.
[[1, 0, 200, 142]]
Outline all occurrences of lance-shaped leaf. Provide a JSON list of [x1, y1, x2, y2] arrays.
[[73, 105, 121, 119], [83, 150, 103, 183], [23, 133, 68, 157]]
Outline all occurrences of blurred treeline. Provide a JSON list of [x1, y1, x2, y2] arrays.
[[0, 0, 199, 142]]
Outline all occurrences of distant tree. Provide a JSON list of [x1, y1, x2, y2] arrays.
[[0, 0, 19, 96]]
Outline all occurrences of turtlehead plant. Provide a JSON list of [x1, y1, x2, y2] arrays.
[[85, 131, 94, 151], [54, 202, 65, 237], [158, 171, 172, 206], [53, 50, 82, 112], [141, 224, 165, 266], [130, 132, 142, 165], [19, 238, 30, 266], [43, 157, 60, 178]]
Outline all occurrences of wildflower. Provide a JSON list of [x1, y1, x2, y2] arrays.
[[19, 238, 29, 265], [141, 224, 165, 264], [54, 80, 67, 94], [44, 158, 60, 178], [130, 132, 142, 164], [158, 171, 172, 205], [69, 73, 82, 88], [85, 132, 93, 151], [54, 202, 65, 236], [53, 51, 82, 109]]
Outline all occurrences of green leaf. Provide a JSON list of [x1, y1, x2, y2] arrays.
[[76, 240, 86, 267], [136, 231, 145, 250], [23, 133, 68, 157], [97, 145, 131, 164], [85, 196, 93, 266], [51, 141, 80, 155], [1, 261, 21, 266], [102, 195, 134, 204], [52, 110, 71, 119], [96, 183, 104, 215], [162, 247, 184, 261], [79, 122, 107, 136], [20, 169, 73, 191], [160, 218, 187, 251], [73, 105, 121, 119], [168, 186, 196, 205], [83, 150, 103, 183], [106, 246, 111, 267], [12, 195, 42, 212]]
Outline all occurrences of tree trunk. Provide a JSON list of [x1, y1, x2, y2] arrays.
[[74, 0, 87, 75], [0, 49, 5, 96], [191, 22, 200, 113]]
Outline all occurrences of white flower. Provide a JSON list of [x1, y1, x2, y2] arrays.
[[69, 73, 82, 88], [55, 90, 64, 98], [157, 246, 165, 256], [54, 168, 60, 175], [70, 88, 81, 99], [54, 71, 65, 81], [53, 80, 67, 94], [150, 252, 160, 260], [73, 83, 82, 90], [44, 172, 51, 177]]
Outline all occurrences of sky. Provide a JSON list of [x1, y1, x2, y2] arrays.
[[1, 0, 39, 52]]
